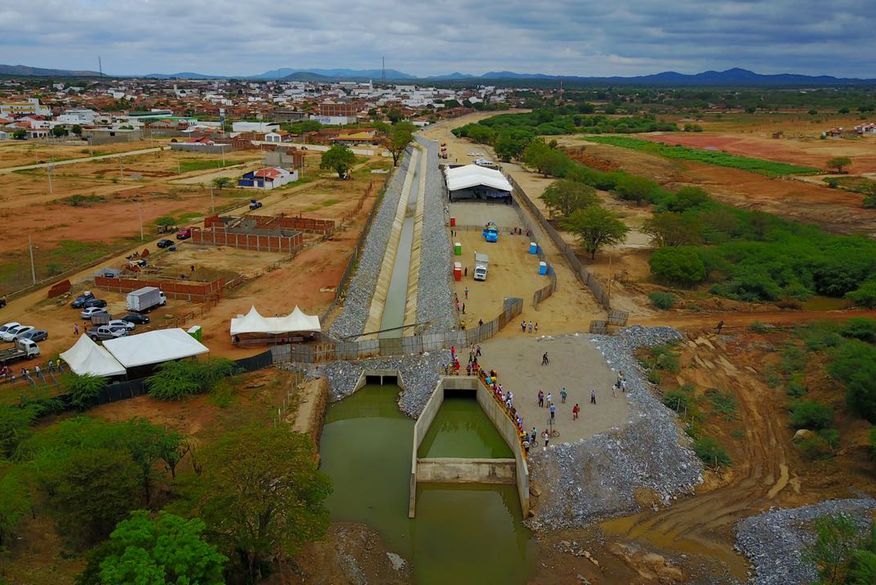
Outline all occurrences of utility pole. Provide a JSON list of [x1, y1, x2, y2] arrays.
[[138, 203, 144, 241], [47, 162, 53, 195], [28, 235, 36, 285], [210, 184, 215, 213], [119, 157, 124, 180]]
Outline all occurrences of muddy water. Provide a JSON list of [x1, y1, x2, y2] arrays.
[[320, 386, 536, 584], [379, 155, 420, 339], [418, 395, 513, 459]]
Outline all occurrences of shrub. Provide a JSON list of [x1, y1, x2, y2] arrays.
[[789, 400, 833, 430], [663, 388, 693, 413], [845, 282, 876, 308], [693, 436, 731, 468], [649, 291, 677, 310], [649, 247, 707, 286], [749, 321, 770, 333], [146, 359, 239, 401], [648, 344, 680, 373], [797, 434, 836, 460], [706, 388, 737, 419], [62, 374, 107, 411], [841, 318, 876, 343], [787, 376, 808, 398], [828, 340, 876, 423]]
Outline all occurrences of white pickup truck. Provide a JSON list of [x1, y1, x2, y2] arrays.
[[473, 252, 489, 281]]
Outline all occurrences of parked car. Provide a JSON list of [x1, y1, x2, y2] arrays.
[[249, 199, 263, 210], [70, 291, 95, 308], [0, 322, 21, 338], [176, 228, 193, 240], [0, 324, 30, 342], [121, 313, 150, 325], [108, 319, 135, 331], [157, 239, 174, 248], [81, 307, 109, 320], [17, 329, 48, 342], [82, 298, 107, 309], [86, 324, 128, 341], [10, 325, 35, 341]]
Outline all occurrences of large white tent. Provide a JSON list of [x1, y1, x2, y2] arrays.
[[444, 164, 513, 193], [59, 334, 126, 378], [103, 328, 209, 368], [230, 306, 321, 337]]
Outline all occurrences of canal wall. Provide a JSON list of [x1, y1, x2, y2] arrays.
[[476, 380, 531, 518], [403, 145, 427, 331], [416, 458, 516, 484]]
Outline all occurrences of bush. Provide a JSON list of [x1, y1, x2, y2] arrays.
[[692, 436, 731, 468], [62, 374, 107, 411], [749, 321, 770, 333], [797, 434, 836, 460], [841, 318, 876, 343], [787, 376, 808, 398], [789, 400, 833, 430], [146, 359, 239, 401], [706, 388, 737, 419], [828, 340, 876, 423], [649, 291, 677, 310], [649, 247, 707, 286], [663, 387, 693, 413], [845, 281, 876, 308]]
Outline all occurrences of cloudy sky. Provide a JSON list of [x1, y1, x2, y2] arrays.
[[3, 0, 875, 77]]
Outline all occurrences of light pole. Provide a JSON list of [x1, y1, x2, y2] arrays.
[[47, 162, 53, 195], [210, 184, 215, 213], [138, 203, 144, 241], [28, 235, 36, 285]]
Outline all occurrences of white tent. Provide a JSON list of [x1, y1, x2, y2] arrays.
[[59, 335, 126, 378], [444, 164, 513, 193], [103, 328, 209, 368], [230, 306, 321, 337]]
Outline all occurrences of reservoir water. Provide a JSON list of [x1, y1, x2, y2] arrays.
[[319, 385, 535, 584]]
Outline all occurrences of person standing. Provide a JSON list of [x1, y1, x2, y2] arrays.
[[560, 387, 567, 403], [549, 403, 556, 421], [74, 323, 79, 336], [542, 352, 550, 366], [546, 392, 552, 406], [537, 389, 544, 407], [572, 403, 580, 420], [542, 430, 550, 450], [464, 286, 469, 299], [590, 388, 597, 405], [521, 320, 526, 333]]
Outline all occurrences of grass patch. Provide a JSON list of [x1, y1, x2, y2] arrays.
[[583, 135, 820, 176], [60, 194, 106, 206], [693, 436, 732, 468], [705, 388, 737, 420], [649, 291, 677, 310], [320, 198, 340, 207], [178, 159, 226, 173]]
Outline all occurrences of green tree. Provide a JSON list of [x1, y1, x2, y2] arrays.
[[665, 186, 711, 212], [803, 514, 872, 585], [0, 464, 29, 548], [62, 373, 107, 411], [41, 448, 141, 547], [81, 511, 227, 585], [846, 281, 876, 308], [71, 124, 82, 136], [154, 215, 177, 230], [649, 247, 707, 286], [789, 400, 833, 430], [146, 358, 239, 401], [0, 404, 36, 459], [320, 144, 356, 179], [12, 129, 26, 140], [494, 129, 533, 162], [828, 340, 876, 423], [614, 174, 662, 205], [51, 126, 69, 138], [522, 139, 568, 177], [387, 122, 415, 166], [386, 108, 403, 124], [827, 156, 852, 173], [211, 176, 231, 190], [642, 212, 704, 247], [562, 205, 629, 259], [540, 179, 598, 218], [191, 427, 331, 581]]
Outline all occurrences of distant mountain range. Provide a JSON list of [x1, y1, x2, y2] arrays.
[[0, 64, 101, 77], [3, 63, 875, 86]]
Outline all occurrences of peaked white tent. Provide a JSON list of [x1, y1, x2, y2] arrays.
[[60, 335, 126, 378], [444, 164, 513, 193], [230, 306, 321, 337], [103, 328, 209, 368]]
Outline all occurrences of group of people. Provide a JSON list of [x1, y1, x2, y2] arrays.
[[0, 360, 64, 386], [520, 320, 539, 334], [483, 369, 528, 446], [446, 344, 483, 376]]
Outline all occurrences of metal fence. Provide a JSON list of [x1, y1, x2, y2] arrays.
[[504, 173, 628, 326], [275, 297, 523, 364]]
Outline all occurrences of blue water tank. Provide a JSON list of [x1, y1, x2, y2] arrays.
[[529, 242, 538, 254], [539, 261, 547, 275]]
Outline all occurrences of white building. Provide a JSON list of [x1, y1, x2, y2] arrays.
[[0, 98, 51, 117], [238, 167, 298, 190], [232, 121, 279, 133]]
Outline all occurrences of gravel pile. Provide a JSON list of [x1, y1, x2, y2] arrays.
[[735, 498, 876, 585], [329, 148, 413, 339], [321, 350, 451, 417], [414, 137, 455, 332], [527, 325, 703, 531]]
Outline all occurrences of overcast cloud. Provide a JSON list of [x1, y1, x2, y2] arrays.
[[2, 0, 874, 77]]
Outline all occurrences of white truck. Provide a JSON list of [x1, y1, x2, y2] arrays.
[[126, 286, 167, 313], [0, 338, 40, 365], [473, 252, 489, 281]]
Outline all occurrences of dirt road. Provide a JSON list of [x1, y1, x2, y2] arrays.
[[0, 146, 170, 174]]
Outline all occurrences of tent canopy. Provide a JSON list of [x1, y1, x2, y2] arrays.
[[230, 306, 321, 337], [103, 328, 209, 368], [444, 164, 513, 193], [59, 335, 126, 378]]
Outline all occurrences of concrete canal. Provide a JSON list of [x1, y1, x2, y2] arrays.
[[320, 385, 535, 584]]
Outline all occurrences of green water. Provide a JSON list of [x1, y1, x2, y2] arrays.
[[320, 385, 535, 585], [418, 394, 513, 459]]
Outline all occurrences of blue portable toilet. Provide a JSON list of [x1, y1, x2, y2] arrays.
[[529, 242, 538, 254], [539, 261, 547, 275]]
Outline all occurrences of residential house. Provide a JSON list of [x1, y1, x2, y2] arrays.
[[238, 167, 298, 190]]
